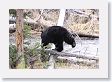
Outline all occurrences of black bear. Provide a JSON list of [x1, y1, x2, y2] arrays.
[[41, 26, 76, 52]]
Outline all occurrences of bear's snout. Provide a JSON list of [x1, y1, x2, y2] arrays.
[[72, 42, 76, 48]]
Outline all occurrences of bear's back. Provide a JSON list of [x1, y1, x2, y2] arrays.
[[41, 26, 69, 43]]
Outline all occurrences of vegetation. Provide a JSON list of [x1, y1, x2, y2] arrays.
[[23, 24, 31, 38], [9, 42, 52, 69], [9, 45, 17, 68]]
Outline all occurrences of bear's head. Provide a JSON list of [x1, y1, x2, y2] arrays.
[[69, 37, 76, 48], [64, 34, 76, 48]]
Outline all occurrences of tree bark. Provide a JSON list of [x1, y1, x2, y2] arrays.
[[16, 9, 25, 68]]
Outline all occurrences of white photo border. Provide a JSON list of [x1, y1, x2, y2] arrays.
[[0, 0, 108, 78]]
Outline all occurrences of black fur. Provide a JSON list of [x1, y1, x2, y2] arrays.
[[41, 26, 76, 52]]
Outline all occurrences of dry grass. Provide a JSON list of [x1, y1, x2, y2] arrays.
[[55, 58, 98, 69]]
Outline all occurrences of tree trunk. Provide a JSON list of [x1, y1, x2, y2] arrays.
[[16, 9, 25, 68], [57, 9, 66, 26]]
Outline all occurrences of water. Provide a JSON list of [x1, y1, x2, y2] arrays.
[[63, 38, 99, 56]]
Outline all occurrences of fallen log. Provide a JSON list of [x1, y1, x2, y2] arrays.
[[37, 49, 99, 61], [78, 33, 99, 38], [72, 33, 99, 38]]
